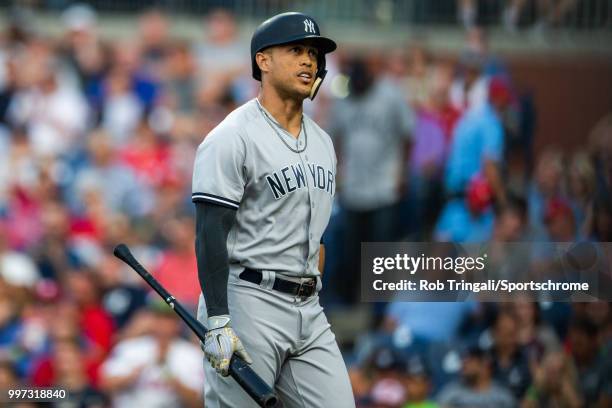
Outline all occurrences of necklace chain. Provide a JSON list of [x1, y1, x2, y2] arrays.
[[255, 98, 308, 154]]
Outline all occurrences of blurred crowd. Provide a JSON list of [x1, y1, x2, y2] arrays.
[[457, 0, 582, 31], [0, 4, 611, 408]]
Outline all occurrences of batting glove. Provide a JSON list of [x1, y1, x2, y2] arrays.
[[203, 315, 253, 377]]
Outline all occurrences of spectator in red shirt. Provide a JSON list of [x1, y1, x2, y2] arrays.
[[154, 215, 200, 308], [53, 338, 108, 406], [65, 270, 115, 385], [30, 300, 99, 387], [120, 119, 171, 188]]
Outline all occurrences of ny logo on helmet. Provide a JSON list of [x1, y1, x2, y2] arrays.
[[303, 19, 316, 34]]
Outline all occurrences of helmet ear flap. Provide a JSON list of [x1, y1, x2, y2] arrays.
[[309, 54, 327, 100], [309, 69, 326, 100]]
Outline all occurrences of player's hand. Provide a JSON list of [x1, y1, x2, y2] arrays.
[[203, 315, 253, 377]]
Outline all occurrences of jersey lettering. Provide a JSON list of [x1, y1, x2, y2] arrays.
[[316, 166, 326, 189], [326, 169, 334, 194], [266, 173, 286, 199], [281, 166, 297, 193], [292, 164, 306, 188], [267, 163, 333, 200]]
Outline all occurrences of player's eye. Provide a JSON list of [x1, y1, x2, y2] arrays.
[[291, 46, 300, 53], [309, 49, 318, 58]]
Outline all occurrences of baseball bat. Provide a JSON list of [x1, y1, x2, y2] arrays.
[[113, 243, 283, 408]]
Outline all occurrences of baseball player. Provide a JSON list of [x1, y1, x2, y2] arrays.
[[192, 12, 355, 408]]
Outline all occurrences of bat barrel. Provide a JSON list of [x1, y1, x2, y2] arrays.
[[230, 357, 283, 407]]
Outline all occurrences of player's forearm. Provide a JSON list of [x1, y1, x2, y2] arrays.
[[195, 202, 236, 317]]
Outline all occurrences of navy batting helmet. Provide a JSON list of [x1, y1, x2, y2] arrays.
[[251, 12, 337, 99]]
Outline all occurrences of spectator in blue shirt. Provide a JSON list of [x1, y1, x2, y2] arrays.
[[434, 175, 495, 242], [435, 77, 511, 243], [385, 301, 478, 344], [445, 78, 508, 199]]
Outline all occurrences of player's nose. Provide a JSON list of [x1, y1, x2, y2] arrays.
[[299, 53, 314, 67], [300, 58, 313, 68]]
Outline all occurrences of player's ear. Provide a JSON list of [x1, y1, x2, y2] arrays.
[[256, 50, 272, 76]]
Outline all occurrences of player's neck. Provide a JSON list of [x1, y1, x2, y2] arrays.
[[258, 90, 303, 138]]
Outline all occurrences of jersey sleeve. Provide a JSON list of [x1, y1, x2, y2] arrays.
[[192, 127, 246, 210]]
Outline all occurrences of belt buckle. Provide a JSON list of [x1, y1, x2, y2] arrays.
[[296, 279, 316, 298]]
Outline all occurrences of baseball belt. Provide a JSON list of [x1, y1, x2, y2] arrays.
[[239, 268, 317, 297]]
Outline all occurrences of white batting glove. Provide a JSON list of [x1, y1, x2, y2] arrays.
[[203, 315, 253, 377]]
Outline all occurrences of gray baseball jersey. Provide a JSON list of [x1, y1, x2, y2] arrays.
[[192, 98, 336, 277]]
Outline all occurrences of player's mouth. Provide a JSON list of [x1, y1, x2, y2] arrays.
[[297, 71, 313, 84]]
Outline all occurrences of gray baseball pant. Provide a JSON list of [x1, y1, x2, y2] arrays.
[[196, 266, 355, 408]]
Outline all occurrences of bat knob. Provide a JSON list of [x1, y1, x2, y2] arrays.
[[264, 397, 283, 408], [113, 243, 130, 259]]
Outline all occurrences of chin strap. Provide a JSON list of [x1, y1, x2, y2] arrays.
[[309, 69, 327, 100]]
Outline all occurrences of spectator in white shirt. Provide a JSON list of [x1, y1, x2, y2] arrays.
[[9, 55, 88, 158], [100, 300, 204, 408]]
